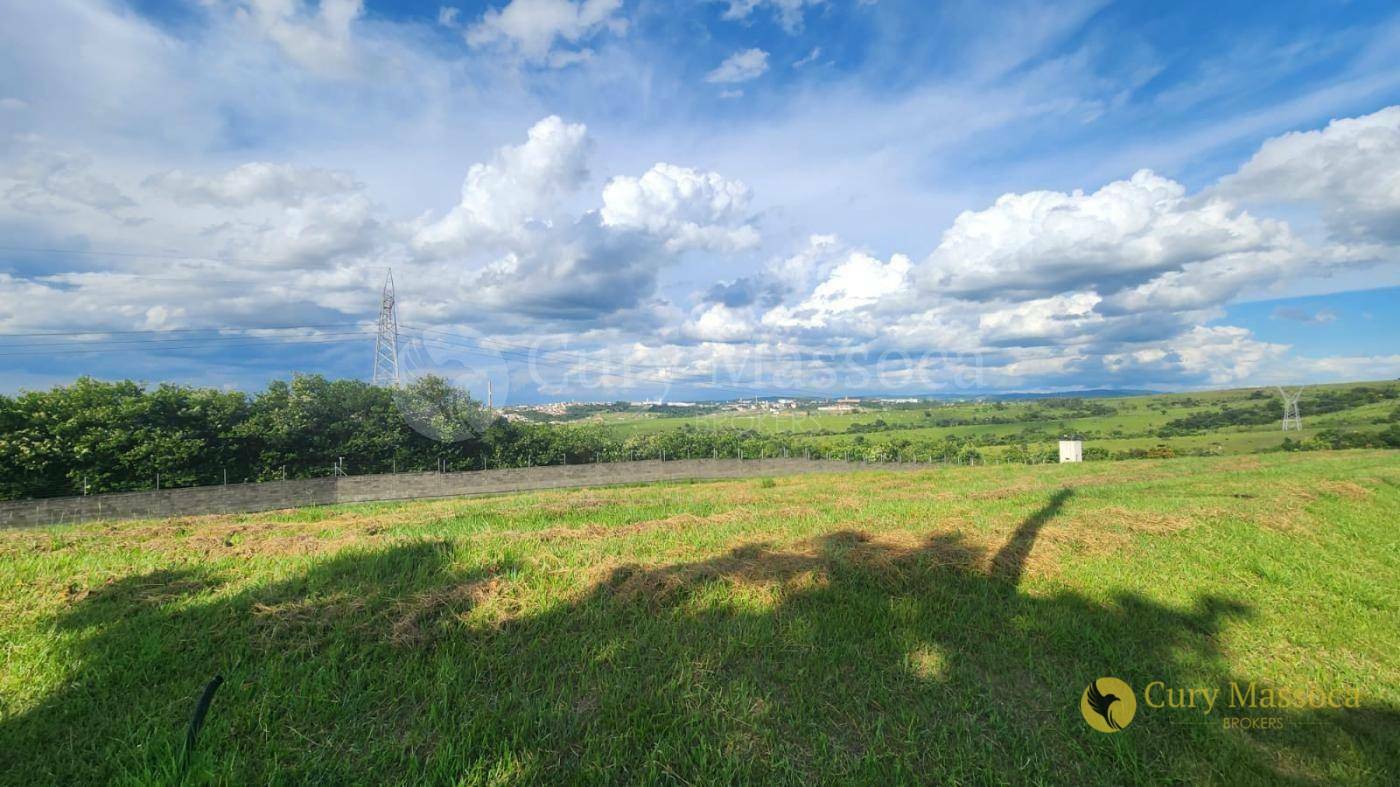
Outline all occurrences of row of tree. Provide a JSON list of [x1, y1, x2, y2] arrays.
[[2, 376, 549, 499], [5, 376, 1397, 500], [0, 376, 1009, 500]]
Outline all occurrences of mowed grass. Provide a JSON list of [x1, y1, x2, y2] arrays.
[[2, 452, 1398, 784]]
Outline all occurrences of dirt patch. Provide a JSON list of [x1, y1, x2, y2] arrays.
[[906, 645, 947, 679], [1286, 484, 1319, 502], [535, 495, 614, 515], [937, 483, 1041, 502], [391, 577, 504, 645], [1220, 484, 1327, 534], [694, 488, 767, 507], [0, 533, 79, 558], [835, 529, 980, 576], [499, 509, 749, 542], [1230, 456, 1265, 471], [1317, 480, 1371, 499], [257, 501, 471, 531], [84, 571, 219, 607], [59, 582, 91, 606], [1248, 505, 1313, 534], [1013, 505, 1200, 570], [1070, 506, 1196, 536], [84, 519, 397, 558], [252, 592, 366, 625], [181, 526, 367, 558], [1065, 469, 1151, 486], [606, 542, 817, 602], [606, 528, 990, 604], [1223, 477, 1375, 533]]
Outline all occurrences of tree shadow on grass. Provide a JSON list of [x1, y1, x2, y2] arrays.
[[3, 493, 1396, 784], [990, 487, 1071, 586]]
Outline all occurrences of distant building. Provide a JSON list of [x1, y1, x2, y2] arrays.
[[1059, 440, 1083, 463]]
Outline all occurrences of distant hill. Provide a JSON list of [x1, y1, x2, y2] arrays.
[[988, 389, 1161, 400]]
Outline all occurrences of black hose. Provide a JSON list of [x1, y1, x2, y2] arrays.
[[182, 675, 224, 768]]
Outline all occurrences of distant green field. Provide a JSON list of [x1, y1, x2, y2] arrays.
[[2, 451, 1396, 783], [590, 380, 1400, 460]]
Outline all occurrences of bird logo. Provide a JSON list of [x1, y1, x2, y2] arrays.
[[1080, 677, 1137, 733]]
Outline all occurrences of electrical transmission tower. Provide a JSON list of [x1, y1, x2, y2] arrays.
[[372, 269, 400, 386], [1277, 386, 1304, 431]]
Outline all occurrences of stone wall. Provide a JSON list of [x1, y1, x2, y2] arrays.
[[0, 459, 900, 528]]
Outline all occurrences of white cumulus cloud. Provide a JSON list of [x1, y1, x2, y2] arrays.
[[1220, 105, 1400, 244], [413, 115, 591, 252], [762, 251, 910, 329], [920, 169, 1298, 301], [705, 48, 769, 84], [466, 0, 625, 65], [601, 163, 759, 252]]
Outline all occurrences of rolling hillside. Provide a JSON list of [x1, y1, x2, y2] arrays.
[[588, 380, 1400, 461]]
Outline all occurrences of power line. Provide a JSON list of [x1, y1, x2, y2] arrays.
[[0, 335, 366, 358], [406, 324, 856, 377], [407, 327, 865, 400], [0, 330, 369, 351], [416, 336, 830, 401], [408, 324, 942, 402], [412, 333, 836, 401], [0, 323, 366, 340], [0, 244, 320, 268]]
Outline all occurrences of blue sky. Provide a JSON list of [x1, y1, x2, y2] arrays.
[[1222, 286, 1400, 357], [1, 0, 1398, 403]]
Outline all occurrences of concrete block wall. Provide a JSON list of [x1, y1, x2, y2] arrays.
[[0, 458, 906, 529], [0, 478, 337, 529]]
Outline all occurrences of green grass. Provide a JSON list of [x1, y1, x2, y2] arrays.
[[592, 380, 1399, 459], [2, 451, 1398, 784]]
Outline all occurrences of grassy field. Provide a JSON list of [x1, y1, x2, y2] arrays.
[[590, 380, 1399, 460], [2, 451, 1398, 784]]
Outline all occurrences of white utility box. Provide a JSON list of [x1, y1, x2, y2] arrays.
[[1059, 440, 1083, 463]]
